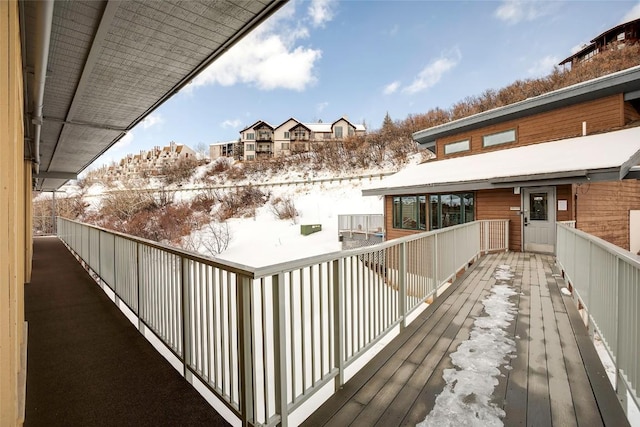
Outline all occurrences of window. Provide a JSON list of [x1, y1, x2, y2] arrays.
[[282, 142, 290, 150], [429, 193, 474, 229], [529, 193, 548, 220], [335, 126, 343, 138], [392, 196, 426, 230], [348, 127, 354, 136], [284, 131, 290, 139], [246, 155, 255, 161], [444, 139, 470, 155], [246, 132, 255, 140], [483, 129, 516, 147], [246, 143, 255, 151]]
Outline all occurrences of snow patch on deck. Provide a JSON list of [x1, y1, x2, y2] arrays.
[[417, 264, 517, 427]]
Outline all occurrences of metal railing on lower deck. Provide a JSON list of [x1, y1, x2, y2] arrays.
[[56, 218, 509, 427], [556, 223, 640, 416]]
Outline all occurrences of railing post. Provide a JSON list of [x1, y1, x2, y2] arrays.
[[273, 273, 288, 427], [181, 257, 192, 381], [504, 220, 509, 252], [399, 242, 407, 330], [434, 233, 439, 289], [332, 259, 344, 390], [237, 274, 254, 426], [614, 256, 628, 415]]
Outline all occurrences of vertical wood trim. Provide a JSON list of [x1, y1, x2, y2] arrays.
[[0, 1, 25, 424]]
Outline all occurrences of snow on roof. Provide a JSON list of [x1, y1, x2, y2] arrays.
[[364, 126, 640, 196], [305, 123, 332, 132], [209, 140, 236, 146], [355, 124, 366, 131]]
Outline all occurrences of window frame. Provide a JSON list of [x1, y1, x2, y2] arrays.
[[482, 129, 516, 148], [444, 139, 470, 155], [429, 193, 475, 230], [392, 195, 426, 231]]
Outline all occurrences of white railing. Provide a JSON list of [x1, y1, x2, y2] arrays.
[[480, 219, 510, 253], [338, 214, 385, 236], [558, 220, 576, 228], [556, 223, 640, 416], [56, 218, 508, 427]]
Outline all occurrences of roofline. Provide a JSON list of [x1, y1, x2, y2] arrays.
[[362, 167, 623, 197], [412, 65, 640, 145], [273, 117, 300, 130], [590, 17, 640, 44]]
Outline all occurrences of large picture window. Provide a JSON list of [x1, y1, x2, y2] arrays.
[[430, 193, 474, 229], [392, 195, 426, 230]]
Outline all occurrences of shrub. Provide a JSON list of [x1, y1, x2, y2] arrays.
[[161, 157, 199, 185], [270, 196, 299, 223], [214, 186, 268, 221]]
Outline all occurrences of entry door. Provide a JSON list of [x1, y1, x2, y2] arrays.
[[523, 187, 556, 253]]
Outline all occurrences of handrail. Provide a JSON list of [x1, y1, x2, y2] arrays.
[[56, 217, 509, 426], [556, 223, 640, 417]]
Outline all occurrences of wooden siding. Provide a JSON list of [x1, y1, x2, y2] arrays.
[[556, 184, 574, 222], [576, 180, 640, 250], [1, 1, 27, 424], [437, 95, 624, 159], [476, 189, 522, 251]]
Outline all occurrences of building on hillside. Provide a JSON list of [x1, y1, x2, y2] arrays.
[[238, 117, 366, 161], [559, 18, 640, 68], [209, 140, 236, 160], [107, 141, 197, 178], [363, 66, 640, 254]]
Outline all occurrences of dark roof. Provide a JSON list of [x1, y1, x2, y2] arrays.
[[413, 65, 640, 149]]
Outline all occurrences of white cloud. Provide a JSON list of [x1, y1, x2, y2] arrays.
[[402, 50, 461, 95], [622, 2, 640, 23], [112, 131, 134, 150], [383, 81, 400, 95], [308, 0, 336, 28], [140, 113, 163, 129], [221, 119, 242, 129], [528, 55, 559, 76], [187, 1, 331, 93], [495, 0, 549, 25], [316, 101, 329, 114]]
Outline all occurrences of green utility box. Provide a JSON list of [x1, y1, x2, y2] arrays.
[[300, 224, 322, 236]]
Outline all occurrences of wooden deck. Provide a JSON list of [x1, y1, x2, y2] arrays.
[[303, 252, 629, 427]]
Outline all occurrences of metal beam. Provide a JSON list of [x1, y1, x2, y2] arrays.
[[47, 0, 119, 172], [34, 171, 78, 180]]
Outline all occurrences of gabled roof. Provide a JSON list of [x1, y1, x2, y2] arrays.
[[239, 121, 263, 133], [253, 120, 275, 130], [331, 117, 366, 132], [364, 126, 640, 196], [413, 65, 640, 150], [289, 122, 312, 132], [274, 117, 301, 130]]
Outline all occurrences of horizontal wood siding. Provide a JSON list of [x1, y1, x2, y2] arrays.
[[556, 184, 574, 222], [576, 180, 640, 250], [437, 95, 623, 158], [624, 101, 640, 124], [475, 189, 522, 251]]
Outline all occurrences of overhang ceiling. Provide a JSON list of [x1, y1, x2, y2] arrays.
[[21, 0, 285, 191]]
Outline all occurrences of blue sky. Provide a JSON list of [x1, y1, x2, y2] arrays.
[[93, 0, 640, 168]]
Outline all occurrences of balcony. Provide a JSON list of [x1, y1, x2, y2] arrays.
[[25, 218, 635, 426]]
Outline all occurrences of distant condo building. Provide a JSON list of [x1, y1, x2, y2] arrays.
[[559, 17, 640, 68], [209, 116, 366, 161], [103, 141, 197, 178]]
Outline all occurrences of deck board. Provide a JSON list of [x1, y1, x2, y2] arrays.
[[302, 253, 628, 427]]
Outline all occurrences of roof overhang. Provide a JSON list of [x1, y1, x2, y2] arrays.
[[412, 65, 640, 147], [364, 126, 640, 196], [22, 0, 287, 192]]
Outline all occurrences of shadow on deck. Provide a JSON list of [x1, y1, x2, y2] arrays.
[[24, 237, 228, 426], [303, 252, 629, 427]]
